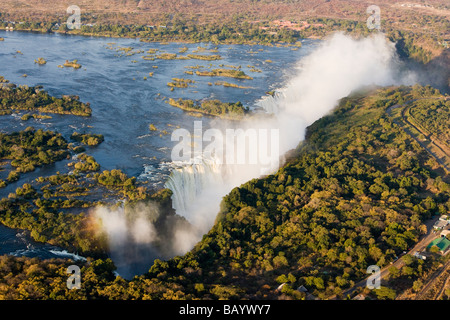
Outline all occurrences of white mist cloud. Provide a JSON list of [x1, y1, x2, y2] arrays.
[[172, 222, 201, 255], [94, 200, 199, 277]]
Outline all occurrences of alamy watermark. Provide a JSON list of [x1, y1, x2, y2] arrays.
[[366, 265, 381, 289], [171, 121, 280, 173]]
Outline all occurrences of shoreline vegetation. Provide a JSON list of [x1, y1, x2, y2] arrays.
[[0, 76, 91, 116], [0, 22, 300, 46], [167, 97, 249, 120]]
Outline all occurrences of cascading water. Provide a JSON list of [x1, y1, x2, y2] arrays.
[[254, 90, 285, 114]]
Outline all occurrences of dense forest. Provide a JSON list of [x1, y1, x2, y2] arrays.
[[1, 85, 449, 300]]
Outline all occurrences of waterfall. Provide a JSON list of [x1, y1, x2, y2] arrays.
[[254, 90, 285, 114], [164, 158, 225, 227]]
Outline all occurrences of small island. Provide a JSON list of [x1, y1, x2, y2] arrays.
[[167, 98, 249, 120], [0, 127, 70, 185], [214, 81, 251, 89], [186, 54, 222, 61], [70, 132, 105, 146], [167, 78, 195, 89]]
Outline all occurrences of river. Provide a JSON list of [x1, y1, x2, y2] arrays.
[[0, 30, 318, 270]]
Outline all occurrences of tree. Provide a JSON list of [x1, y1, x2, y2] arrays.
[[402, 254, 414, 266], [388, 266, 400, 278], [273, 254, 288, 268]]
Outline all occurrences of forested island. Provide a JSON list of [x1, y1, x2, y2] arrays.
[[195, 69, 253, 80], [0, 0, 449, 302], [0, 77, 91, 116], [0, 128, 69, 186], [167, 98, 249, 120]]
